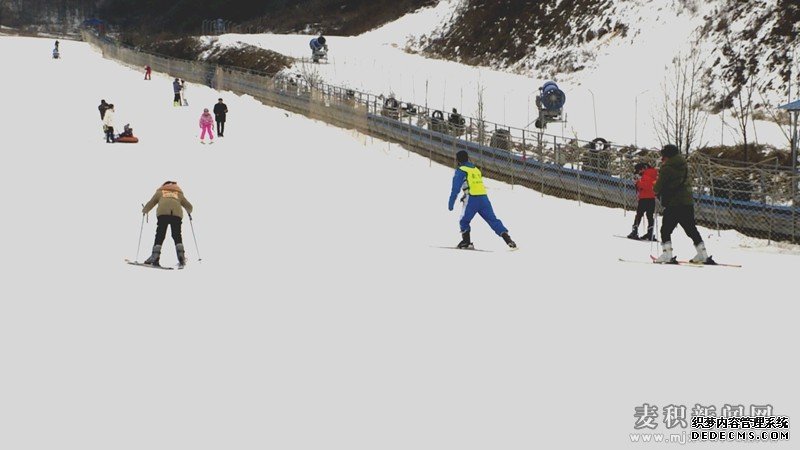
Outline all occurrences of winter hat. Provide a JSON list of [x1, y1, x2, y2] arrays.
[[318, 36, 326, 45], [661, 144, 679, 158], [203, 108, 209, 112], [456, 150, 469, 164], [634, 162, 649, 173]]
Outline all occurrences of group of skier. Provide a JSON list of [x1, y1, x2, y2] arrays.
[[623, 144, 711, 264], [197, 98, 228, 143], [447, 143, 711, 265], [173, 78, 188, 107], [88, 33, 709, 268]]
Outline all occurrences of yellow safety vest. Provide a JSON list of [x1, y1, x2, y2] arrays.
[[459, 165, 487, 196]]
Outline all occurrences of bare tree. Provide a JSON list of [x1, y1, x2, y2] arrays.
[[654, 46, 708, 155], [473, 81, 489, 145], [719, 28, 761, 161]]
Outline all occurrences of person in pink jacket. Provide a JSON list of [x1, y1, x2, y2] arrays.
[[199, 108, 214, 143]]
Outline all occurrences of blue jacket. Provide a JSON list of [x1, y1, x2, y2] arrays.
[[310, 38, 325, 51], [173, 80, 181, 94], [448, 162, 479, 210]]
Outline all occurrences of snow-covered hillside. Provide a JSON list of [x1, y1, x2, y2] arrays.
[[1, 36, 798, 450], [211, 0, 791, 156]]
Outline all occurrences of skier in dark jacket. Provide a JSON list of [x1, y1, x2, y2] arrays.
[[98, 99, 110, 119], [653, 144, 710, 263], [448, 150, 516, 249], [627, 162, 658, 240], [213, 98, 228, 136], [172, 78, 182, 106]]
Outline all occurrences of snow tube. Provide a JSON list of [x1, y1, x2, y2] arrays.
[[590, 137, 610, 151], [115, 136, 139, 143]]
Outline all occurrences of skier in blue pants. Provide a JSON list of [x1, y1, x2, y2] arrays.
[[448, 150, 517, 249]]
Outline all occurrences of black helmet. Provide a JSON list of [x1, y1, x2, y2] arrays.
[[318, 36, 326, 45], [634, 162, 649, 173], [456, 150, 468, 164]]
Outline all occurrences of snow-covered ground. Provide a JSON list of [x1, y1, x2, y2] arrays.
[[1, 36, 797, 450], [215, 0, 791, 151]]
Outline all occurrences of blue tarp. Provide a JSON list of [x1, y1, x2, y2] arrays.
[[778, 99, 800, 111]]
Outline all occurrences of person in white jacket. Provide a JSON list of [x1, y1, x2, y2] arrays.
[[103, 104, 115, 143]]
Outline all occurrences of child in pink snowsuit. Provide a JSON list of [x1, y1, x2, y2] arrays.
[[199, 108, 214, 143]]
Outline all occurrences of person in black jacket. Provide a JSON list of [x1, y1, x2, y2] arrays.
[[213, 98, 228, 137], [98, 99, 110, 119], [653, 144, 711, 264]]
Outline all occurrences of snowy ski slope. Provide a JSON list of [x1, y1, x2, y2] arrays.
[[0, 36, 796, 450]]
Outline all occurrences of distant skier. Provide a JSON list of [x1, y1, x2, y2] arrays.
[[102, 104, 115, 143], [199, 108, 214, 143], [653, 144, 711, 263], [144, 64, 151, 80], [213, 98, 228, 137], [309, 35, 328, 63], [626, 162, 658, 241], [448, 150, 516, 249], [172, 78, 182, 106], [141, 181, 193, 267], [448, 108, 464, 127], [52, 47, 59, 59], [98, 99, 110, 119], [180, 79, 188, 106], [448, 108, 465, 133], [54, 40, 59, 50]]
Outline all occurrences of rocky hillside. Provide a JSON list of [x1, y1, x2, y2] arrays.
[[0, 0, 434, 36], [420, 0, 800, 109]]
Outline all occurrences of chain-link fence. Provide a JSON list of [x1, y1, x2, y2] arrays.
[[82, 29, 800, 243]]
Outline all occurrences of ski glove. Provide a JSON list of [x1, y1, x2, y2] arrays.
[[448, 201, 454, 211]]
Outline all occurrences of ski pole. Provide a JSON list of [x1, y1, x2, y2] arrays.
[[136, 206, 146, 262], [188, 213, 202, 261], [652, 204, 660, 253]]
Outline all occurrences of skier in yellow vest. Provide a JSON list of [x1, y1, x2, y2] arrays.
[[448, 150, 516, 249]]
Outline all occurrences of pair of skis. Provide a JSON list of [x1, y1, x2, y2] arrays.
[[613, 234, 658, 243], [616, 234, 740, 267], [433, 245, 518, 253], [618, 255, 741, 268], [125, 259, 184, 270]]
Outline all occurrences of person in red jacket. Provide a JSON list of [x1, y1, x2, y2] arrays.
[[627, 162, 659, 240], [144, 64, 152, 80]]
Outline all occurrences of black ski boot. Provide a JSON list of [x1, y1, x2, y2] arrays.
[[143, 245, 162, 267], [457, 231, 473, 249], [640, 227, 657, 241], [176, 243, 186, 267], [501, 232, 517, 249], [626, 226, 639, 240]]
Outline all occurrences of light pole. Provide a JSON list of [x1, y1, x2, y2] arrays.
[[635, 89, 649, 148], [588, 89, 598, 137]]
